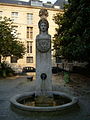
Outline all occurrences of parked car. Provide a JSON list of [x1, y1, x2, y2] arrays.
[[22, 66, 63, 74], [52, 67, 63, 74], [22, 67, 36, 73]]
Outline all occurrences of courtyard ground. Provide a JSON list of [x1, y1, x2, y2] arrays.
[[0, 72, 90, 120]]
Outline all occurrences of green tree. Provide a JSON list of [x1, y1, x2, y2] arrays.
[[53, 0, 90, 63], [0, 17, 26, 60]]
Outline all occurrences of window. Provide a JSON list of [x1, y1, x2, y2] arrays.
[[27, 41, 33, 53], [0, 11, 2, 16], [31, 1, 43, 7], [27, 13, 33, 24], [11, 56, 17, 63], [26, 57, 33, 63], [27, 27, 33, 39], [11, 12, 18, 22]]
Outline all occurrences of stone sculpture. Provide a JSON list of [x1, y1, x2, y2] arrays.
[[36, 18, 51, 53], [35, 9, 52, 99]]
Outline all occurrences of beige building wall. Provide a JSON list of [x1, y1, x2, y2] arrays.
[[0, 3, 62, 69]]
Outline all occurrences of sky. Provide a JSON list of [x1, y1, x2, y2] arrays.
[[19, 0, 57, 4]]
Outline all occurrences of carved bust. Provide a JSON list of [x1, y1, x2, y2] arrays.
[[38, 18, 49, 33], [36, 18, 51, 53], [39, 9, 48, 18]]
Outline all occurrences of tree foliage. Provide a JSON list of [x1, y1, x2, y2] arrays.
[[53, 0, 90, 62], [0, 17, 26, 59]]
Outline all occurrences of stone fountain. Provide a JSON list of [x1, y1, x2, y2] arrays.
[[10, 9, 78, 112], [35, 9, 53, 106]]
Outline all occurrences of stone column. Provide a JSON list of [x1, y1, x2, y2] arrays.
[[35, 9, 52, 97]]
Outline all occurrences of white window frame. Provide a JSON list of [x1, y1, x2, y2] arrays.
[[11, 12, 18, 22], [27, 13, 33, 24], [26, 57, 33, 63], [27, 27, 33, 39], [27, 41, 33, 53]]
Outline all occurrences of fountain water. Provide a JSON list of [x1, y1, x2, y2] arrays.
[[10, 9, 78, 112]]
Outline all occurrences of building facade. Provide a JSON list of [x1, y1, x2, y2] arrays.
[[0, 1, 63, 70]]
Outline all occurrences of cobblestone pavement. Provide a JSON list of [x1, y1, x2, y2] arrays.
[[0, 73, 90, 120]]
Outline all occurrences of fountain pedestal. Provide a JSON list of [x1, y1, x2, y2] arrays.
[[35, 10, 52, 98], [36, 36, 52, 96]]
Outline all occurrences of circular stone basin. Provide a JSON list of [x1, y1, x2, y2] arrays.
[[10, 92, 78, 112]]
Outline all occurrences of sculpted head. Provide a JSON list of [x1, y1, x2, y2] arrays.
[[38, 18, 49, 33]]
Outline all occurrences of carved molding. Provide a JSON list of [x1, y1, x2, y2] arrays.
[[37, 39, 50, 53], [39, 9, 48, 18]]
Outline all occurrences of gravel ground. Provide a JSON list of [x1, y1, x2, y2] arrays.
[[0, 73, 90, 120]]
